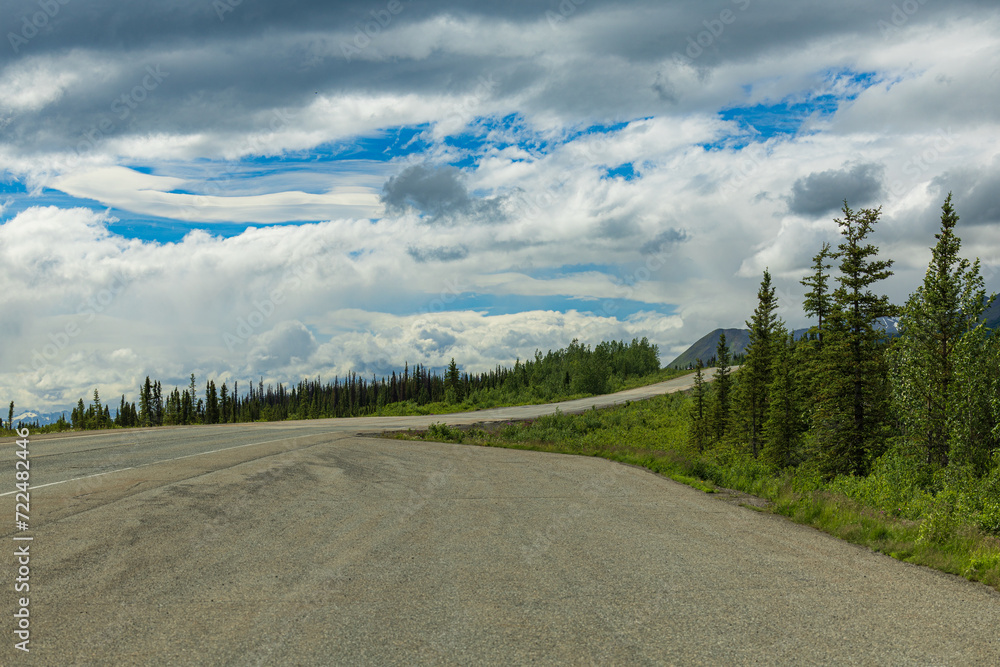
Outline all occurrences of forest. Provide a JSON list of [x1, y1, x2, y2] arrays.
[[690, 194, 998, 476], [682, 194, 1000, 546], [0, 336, 663, 432], [398, 194, 1000, 586]]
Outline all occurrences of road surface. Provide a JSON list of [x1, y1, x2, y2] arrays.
[[4, 373, 999, 665]]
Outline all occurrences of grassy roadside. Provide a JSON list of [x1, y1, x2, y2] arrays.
[[388, 392, 1000, 591], [369, 367, 691, 418]]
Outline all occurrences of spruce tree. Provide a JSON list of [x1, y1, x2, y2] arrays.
[[140, 377, 152, 426], [709, 332, 733, 444], [445, 358, 462, 403], [689, 358, 709, 451], [206, 380, 220, 424], [220, 382, 229, 423], [801, 242, 834, 345], [815, 203, 897, 476], [731, 270, 779, 457], [762, 329, 806, 468], [891, 194, 998, 469]]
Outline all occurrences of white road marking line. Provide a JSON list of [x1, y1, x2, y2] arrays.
[[1, 435, 323, 497]]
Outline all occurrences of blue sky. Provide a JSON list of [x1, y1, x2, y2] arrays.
[[1, 0, 999, 412]]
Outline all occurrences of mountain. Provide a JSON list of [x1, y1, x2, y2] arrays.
[[984, 299, 1000, 330], [10, 411, 69, 427], [671, 317, 905, 369], [668, 328, 750, 369]]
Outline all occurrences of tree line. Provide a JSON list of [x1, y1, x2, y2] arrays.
[[690, 194, 999, 478], [61, 337, 662, 430]]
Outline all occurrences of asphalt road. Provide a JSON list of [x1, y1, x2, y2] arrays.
[[4, 374, 1000, 665]]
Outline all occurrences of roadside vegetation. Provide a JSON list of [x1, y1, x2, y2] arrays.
[[18, 337, 683, 431], [404, 194, 1000, 590]]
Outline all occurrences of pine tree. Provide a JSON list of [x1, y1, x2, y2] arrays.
[[815, 202, 897, 476], [7, 401, 13, 432], [731, 270, 780, 457], [801, 242, 834, 345], [709, 332, 733, 444], [188, 373, 197, 422], [73, 398, 87, 429], [689, 359, 709, 451], [762, 329, 806, 467], [220, 382, 229, 423], [139, 377, 152, 426], [153, 381, 163, 426], [891, 194, 998, 469], [92, 389, 103, 426], [445, 358, 462, 403], [206, 380, 220, 424]]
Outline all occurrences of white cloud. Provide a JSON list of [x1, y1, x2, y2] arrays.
[[52, 166, 381, 223], [1, 1, 999, 412]]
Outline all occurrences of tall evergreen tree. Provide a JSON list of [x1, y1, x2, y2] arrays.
[[153, 381, 164, 426], [445, 358, 462, 403], [689, 358, 709, 451], [139, 377, 152, 426], [731, 269, 779, 457], [762, 329, 806, 468], [891, 194, 998, 469], [815, 203, 897, 476], [206, 380, 220, 424], [220, 382, 229, 424], [801, 242, 834, 345], [709, 332, 733, 444]]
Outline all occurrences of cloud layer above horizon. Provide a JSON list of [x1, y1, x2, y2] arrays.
[[2, 0, 999, 411]]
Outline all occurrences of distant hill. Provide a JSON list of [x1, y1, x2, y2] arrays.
[[668, 328, 750, 369], [984, 299, 1000, 330]]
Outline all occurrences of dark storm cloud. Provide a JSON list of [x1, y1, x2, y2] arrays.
[[640, 227, 688, 255], [787, 163, 885, 217], [381, 164, 507, 223], [407, 244, 469, 263], [2, 0, 570, 54], [5, 0, 997, 155], [932, 161, 1000, 226], [382, 164, 471, 217], [596, 217, 639, 240]]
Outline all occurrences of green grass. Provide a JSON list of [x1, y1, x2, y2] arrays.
[[395, 392, 1000, 592], [371, 367, 691, 418]]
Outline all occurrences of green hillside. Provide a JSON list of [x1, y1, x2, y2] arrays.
[[668, 328, 750, 369]]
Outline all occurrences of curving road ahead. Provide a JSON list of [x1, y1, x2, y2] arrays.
[[4, 373, 1000, 665]]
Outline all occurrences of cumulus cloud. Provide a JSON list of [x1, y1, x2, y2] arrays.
[[381, 164, 471, 217], [248, 321, 318, 371], [406, 245, 470, 262], [1, 0, 999, 413], [641, 228, 689, 255], [787, 162, 886, 217], [932, 158, 1000, 226]]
